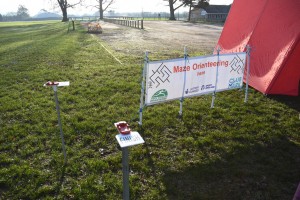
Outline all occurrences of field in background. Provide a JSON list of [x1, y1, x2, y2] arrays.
[[95, 20, 223, 59], [0, 21, 299, 199]]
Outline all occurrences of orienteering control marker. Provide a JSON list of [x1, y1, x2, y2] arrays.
[[114, 121, 144, 200], [44, 81, 70, 164]]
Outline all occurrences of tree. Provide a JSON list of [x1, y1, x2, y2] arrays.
[[56, 0, 83, 22], [181, 0, 209, 21], [89, 0, 116, 20], [164, 0, 185, 20], [181, 0, 196, 21], [0, 14, 3, 22], [4, 12, 17, 21], [195, 0, 209, 9], [17, 5, 30, 20]]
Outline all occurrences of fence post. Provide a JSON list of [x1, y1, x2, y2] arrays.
[[72, 20, 75, 31], [103, 18, 143, 30]]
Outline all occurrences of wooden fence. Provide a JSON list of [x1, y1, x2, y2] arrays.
[[103, 18, 144, 29]]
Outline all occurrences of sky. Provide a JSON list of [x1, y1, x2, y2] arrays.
[[0, 0, 234, 16]]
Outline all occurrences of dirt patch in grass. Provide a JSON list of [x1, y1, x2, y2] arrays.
[[85, 20, 223, 58]]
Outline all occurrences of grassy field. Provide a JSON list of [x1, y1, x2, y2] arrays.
[[0, 20, 299, 199]]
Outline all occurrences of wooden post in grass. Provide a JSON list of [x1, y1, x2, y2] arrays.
[[72, 20, 75, 31]]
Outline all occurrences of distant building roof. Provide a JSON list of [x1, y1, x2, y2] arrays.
[[201, 5, 231, 13]]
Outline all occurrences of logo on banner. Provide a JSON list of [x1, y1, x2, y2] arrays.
[[185, 86, 199, 94], [229, 54, 245, 74], [149, 63, 172, 88], [150, 89, 168, 102], [201, 84, 215, 90], [228, 77, 242, 89]]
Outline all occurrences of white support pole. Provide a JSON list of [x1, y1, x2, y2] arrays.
[[211, 47, 221, 108], [53, 85, 67, 164], [244, 45, 251, 103], [179, 98, 183, 116], [179, 46, 188, 116], [139, 51, 148, 126]]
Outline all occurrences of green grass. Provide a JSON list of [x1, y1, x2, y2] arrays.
[[0, 20, 300, 199]]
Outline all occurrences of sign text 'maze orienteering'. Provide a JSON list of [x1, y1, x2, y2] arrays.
[[145, 53, 246, 105]]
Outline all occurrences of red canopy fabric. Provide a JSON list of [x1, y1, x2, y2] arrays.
[[216, 0, 300, 96]]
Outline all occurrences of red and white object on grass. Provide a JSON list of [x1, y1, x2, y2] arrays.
[[114, 121, 131, 135], [44, 81, 70, 87], [114, 121, 144, 148]]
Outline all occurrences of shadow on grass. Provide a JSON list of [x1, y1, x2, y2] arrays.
[[138, 126, 167, 197], [163, 136, 300, 200], [55, 163, 67, 199], [268, 94, 300, 112]]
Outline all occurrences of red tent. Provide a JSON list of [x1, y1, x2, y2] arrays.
[[216, 0, 300, 96]]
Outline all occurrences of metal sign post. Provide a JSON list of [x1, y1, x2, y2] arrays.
[[122, 147, 129, 200], [114, 121, 145, 200], [211, 47, 221, 108], [44, 81, 69, 164], [179, 46, 188, 116], [244, 45, 251, 103], [139, 51, 148, 126]]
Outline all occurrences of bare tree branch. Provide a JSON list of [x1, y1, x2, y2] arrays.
[[55, 0, 84, 21], [103, 0, 116, 11], [86, 0, 116, 19]]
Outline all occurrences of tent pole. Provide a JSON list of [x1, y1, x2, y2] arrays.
[[139, 51, 148, 126], [244, 45, 251, 103], [179, 46, 188, 116], [211, 47, 221, 108]]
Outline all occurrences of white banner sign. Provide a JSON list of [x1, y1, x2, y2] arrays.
[[145, 53, 246, 105]]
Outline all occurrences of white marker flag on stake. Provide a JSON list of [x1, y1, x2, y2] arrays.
[[145, 53, 246, 105]]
